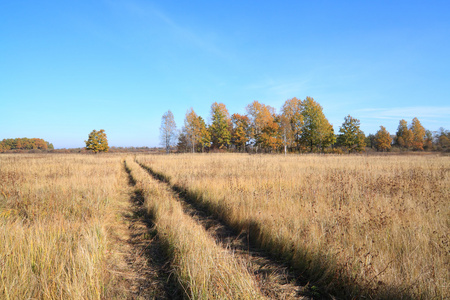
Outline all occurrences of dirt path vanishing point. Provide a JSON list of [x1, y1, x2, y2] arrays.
[[137, 162, 321, 300]]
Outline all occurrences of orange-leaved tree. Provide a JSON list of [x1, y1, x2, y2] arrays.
[[246, 100, 278, 152], [374, 126, 392, 152], [231, 113, 250, 152], [410, 117, 426, 151]]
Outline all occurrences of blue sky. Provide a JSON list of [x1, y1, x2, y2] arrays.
[[1, 0, 449, 148]]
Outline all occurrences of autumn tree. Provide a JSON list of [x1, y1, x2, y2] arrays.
[[198, 116, 211, 152], [246, 101, 278, 152], [160, 110, 177, 154], [0, 138, 52, 151], [424, 130, 434, 150], [85, 129, 109, 153], [209, 102, 231, 150], [281, 97, 304, 152], [374, 126, 392, 151], [337, 115, 366, 152], [278, 113, 292, 155], [395, 119, 413, 149], [231, 113, 250, 152], [300, 97, 336, 151], [260, 113, 281, 152], [184, 108, 202, 153], [436, 128, 450, 151], [410, 117, 426, 151]]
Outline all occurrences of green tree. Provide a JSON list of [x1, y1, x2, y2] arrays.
[[209, 102, 231, 150], [436, 127, 450, 151], [177, 128, 190, 153], [160, 110, 177, 154], [374, 126, 392, 152], [424, 130, 433, 150], [300, 97, 336, 151], [85, 129, 109, 153], [365, 134, 376, 149], [337, 115, 366, 152]]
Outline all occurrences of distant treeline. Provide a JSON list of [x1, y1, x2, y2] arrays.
[[0, 138, 54, 152], [160, 97, 450, 154]]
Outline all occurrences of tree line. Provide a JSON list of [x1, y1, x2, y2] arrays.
[[160, 97, 450, 153], [0, 138, 54, 152]]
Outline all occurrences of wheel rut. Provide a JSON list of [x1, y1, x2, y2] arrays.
[[114, 162, 182, 299], [138, 162, 315, 300]]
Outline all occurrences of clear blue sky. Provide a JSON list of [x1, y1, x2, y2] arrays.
[[1, 1, 449, 148]]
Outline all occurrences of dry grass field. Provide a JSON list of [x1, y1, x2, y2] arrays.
[[0, 154, 126, 299], [138, 153, 449, 299], [1, 153, 448, 299]]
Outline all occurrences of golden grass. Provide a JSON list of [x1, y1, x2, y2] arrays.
[[125, 157, 263, 299], [0, 154, 125, 299], [138, 153, 450, 299]]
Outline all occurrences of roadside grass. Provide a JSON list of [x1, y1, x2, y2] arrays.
[[137, 153, 449, 299]]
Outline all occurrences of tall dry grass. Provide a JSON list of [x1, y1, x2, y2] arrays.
[[125, 157, 263, 299], [138, 153, 449, 299], [0, 154, 125, 299]]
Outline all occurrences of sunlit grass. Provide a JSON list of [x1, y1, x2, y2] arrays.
[[0, 154, 124, 299], [138, 153, 449, 299]]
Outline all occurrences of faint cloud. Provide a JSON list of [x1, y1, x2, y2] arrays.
[[356, 106, 450, 122]]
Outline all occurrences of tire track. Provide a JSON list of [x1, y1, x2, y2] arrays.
[[137, 162, 318, 300], [120, 162, 183, 299]]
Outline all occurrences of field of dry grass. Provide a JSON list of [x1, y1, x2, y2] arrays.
[[138, 153, 449, 299], [0, 154, 129, 299], [1, 153, 448, 299]]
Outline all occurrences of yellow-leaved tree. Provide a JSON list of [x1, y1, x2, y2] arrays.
[[374, 126, 392, 152], [185, 108, 202, 153], [85, 129, 109, 153]]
